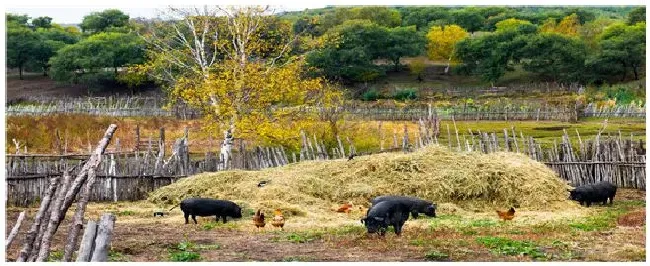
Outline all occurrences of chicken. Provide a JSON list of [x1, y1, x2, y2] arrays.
[[496, 207, 516, 221], [253, 209, 265, 230], [336, 203, 353, 213], [271, 209, 285, 230]]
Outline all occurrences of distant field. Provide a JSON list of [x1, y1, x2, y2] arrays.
[[5, 114, 644, 154]]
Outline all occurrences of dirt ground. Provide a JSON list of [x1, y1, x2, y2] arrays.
[[5, 188, 646, 262]]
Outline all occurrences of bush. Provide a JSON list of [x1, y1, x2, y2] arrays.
[[392, 88, 418, 101], [361, 89, 380, 101]]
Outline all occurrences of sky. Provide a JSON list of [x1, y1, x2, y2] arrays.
[[5, 0, 646, 24]]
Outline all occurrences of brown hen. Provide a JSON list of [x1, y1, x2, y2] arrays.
[[253, 209, 265, 230], [496, 207, 516, 221]]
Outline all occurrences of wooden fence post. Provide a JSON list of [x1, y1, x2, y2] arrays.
[[90, 213, 116, 262], [75, 220, 98, 262], [6, 211, 26, 249]]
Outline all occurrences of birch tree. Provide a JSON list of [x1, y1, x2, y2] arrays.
[[135, 5, 342, 156]]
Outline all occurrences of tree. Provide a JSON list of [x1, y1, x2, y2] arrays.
[[32, 16, 53, 29], [401, 7, 451, 31], [7, 24, 39, 79], [556, 13, 581, 36], [451, 8, 485, 33], [138, 6, 342, 150], [627, 7, 646, 25], [495, 18, 532, 32], [409, 57, 426, 82], [579, 18, 616, 52], [306, 20, 386, 83], [455, 24, 537, 85], [7, 14, 30, 26], [49, 32, 145, 85], [293, 16, 321, 38], [80, 9, 130, 33], [542, 13, 580, 36], [426, 24, 468, 74], [352, 6, 402, 28], [562, 8, 596, 25], [520, 33, 587, 82], [595, 22, 646, 81], [381, 26, 424, 69], [26, 26, 82, 76]]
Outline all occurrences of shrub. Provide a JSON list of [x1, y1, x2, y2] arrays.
[[392, 88, 418, 101], [361, 89, 380, 101]]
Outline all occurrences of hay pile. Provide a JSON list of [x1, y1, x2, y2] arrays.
[[149, 145, 575, 220]]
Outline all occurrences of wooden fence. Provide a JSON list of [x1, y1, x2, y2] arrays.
[[5, 120, 645, 207], [6, 96, 645, 120]]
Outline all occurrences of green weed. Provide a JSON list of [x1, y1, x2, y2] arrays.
[[47, 250, 64, 262], [116, 210, 136, 216], [476, 236, 546, 260], [424, 250, 450, 261], [168, 241, 201, 262], [108, 250, 127, 262]]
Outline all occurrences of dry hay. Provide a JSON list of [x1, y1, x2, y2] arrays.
[[148, 145, 576, 224], [617, 210, 645, 227]]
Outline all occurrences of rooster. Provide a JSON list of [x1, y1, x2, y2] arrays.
[[496, 207, 516, 222], [253, 209, 266, 230], [336, 203, 353, 213], [271, 209, 285, 230]]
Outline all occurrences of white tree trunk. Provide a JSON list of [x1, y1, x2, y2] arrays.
[[220, 124, 235, 170]]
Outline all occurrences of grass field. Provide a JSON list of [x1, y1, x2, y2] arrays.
[[5, 189, 645, 262], [6, 114, 645, 154]]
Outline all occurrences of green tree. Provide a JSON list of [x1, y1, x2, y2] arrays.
[[28, 26, 81, 76], [627, 7, 646, 25], [7, 24, 39, 79], [381, 26, 425, 69], [31, 16, 53, 29], [579, 18, 616, 52], [451, 8, 485, 33], [596, 22, 646, 81], [352, 6, 402, 27], [7, 13, 30, 26], [80, 9, 130, 33], [455, 24, 537, 85], [49, 32, 145, 85], [520, 33, 587, 82], [401, 7, 451, 31], [306, 20, 386, 83]]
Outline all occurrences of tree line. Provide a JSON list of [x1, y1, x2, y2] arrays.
[[7, 6, 645, 91]]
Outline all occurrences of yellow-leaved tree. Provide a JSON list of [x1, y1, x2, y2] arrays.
[[540, 13, 580, 36], [426, 24, 469, 74], [135, 6, 343, 162], [495, 18, 532, 32]]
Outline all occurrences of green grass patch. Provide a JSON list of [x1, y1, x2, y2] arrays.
[[273, 231, 325, 243], [468, 219, 499, 228], [108, 250, 127, 262], [168, 241, 202, 262], [47, 250, 64, 262], [281, 256, 316, 262], [116, 210, 136, 216], [476, 236, 546, 260], [424, 250, 450, 261], [569, 201, 644, 232]]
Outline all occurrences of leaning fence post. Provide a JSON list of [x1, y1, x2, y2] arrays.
[[6, 211, 26, 250]]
